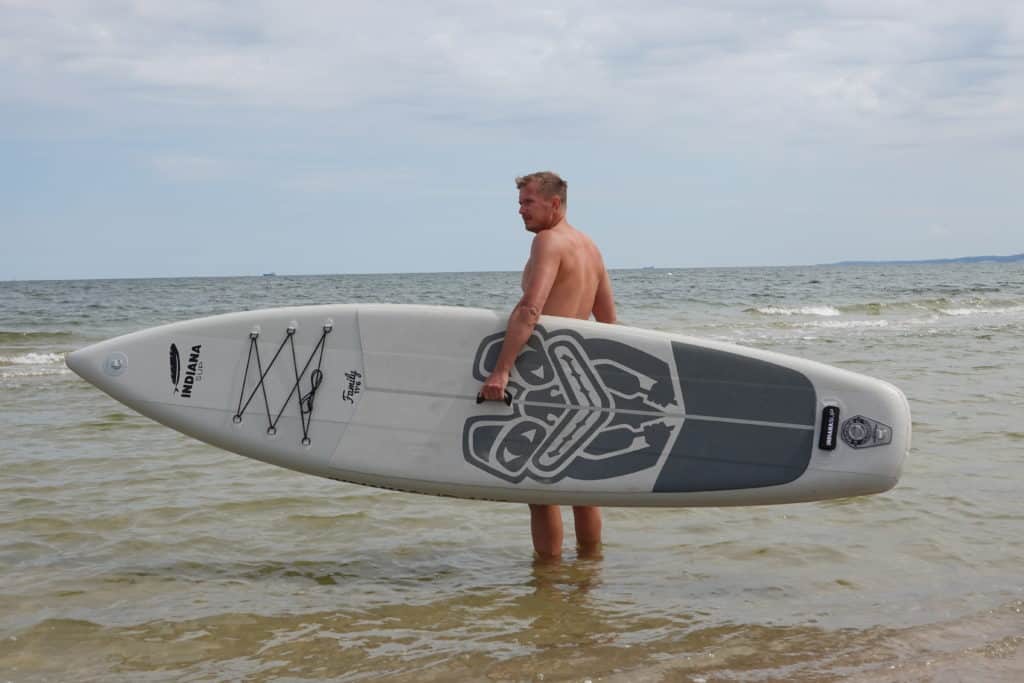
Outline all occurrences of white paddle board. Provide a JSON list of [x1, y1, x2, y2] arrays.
[[66, 304, 911, 506]]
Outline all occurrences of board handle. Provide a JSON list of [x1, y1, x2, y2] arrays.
[[476, 391, 513, 406]]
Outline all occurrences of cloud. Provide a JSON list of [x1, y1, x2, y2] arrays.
[[2, 0, 1023, 148]]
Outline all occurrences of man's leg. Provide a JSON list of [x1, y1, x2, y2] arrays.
[[529, 504, 563, 558], [572, 506, 602, 555]]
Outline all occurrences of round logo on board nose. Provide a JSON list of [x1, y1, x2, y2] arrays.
[[104, 352, 128, 377]]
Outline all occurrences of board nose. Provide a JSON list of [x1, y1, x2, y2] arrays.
[[64, 342, 115, 389], [65, 348, 87, 378]]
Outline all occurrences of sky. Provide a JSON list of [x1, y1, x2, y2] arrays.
[[1, 0, 1022, 280]]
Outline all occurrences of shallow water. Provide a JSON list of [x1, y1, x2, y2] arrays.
[[2, 263, 1023, 681]]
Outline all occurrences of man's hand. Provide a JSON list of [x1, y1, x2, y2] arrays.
[[480, 367, 510, 402]]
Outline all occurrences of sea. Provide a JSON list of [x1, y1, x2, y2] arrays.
[[1, 262, 1022, 682]]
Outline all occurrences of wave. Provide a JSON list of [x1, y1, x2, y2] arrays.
[[801, 319, 890, 330], [0, 352, 65, 366], [746, 298, 1024, 319], [746, 305, 842, 317], [0, 366, 72, 380], [939, 304, 1024, 317], [0, 351, 70, 382]]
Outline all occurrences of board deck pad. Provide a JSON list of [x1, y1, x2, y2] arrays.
[[66, 304, 911, 507]]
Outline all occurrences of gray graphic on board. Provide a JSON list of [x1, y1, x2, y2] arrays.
[[463, 326, 679, 484], [653, 342, 817, 492]]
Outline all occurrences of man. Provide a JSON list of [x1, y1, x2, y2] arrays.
[[480, 171, 617, 559]]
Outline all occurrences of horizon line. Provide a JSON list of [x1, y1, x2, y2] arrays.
[[2, 252, 1021, 284]]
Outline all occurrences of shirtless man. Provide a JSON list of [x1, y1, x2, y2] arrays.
[[480, 171, 617, 559]]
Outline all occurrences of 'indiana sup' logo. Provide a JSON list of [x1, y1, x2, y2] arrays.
[[169, 343, 203, 398], [462, 326, 680, 484]]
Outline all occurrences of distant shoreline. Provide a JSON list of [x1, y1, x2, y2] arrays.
[[828, 253, 1024, 266]]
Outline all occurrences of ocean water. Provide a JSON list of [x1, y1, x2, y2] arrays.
[[1, 263, 1022, 682]]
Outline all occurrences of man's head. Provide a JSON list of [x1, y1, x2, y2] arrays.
[[516, 171, 567, 233]]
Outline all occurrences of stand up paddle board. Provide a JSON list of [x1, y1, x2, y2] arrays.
[[65, 304, 911, 506]]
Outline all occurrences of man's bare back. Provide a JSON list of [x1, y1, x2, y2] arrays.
[[522, 225, 607, 319], [480, 171, 616, 560]]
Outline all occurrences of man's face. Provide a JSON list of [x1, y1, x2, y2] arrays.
[[518, 182, 559, 233]]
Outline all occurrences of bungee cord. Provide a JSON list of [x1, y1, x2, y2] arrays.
[[233, 321, 333, 445]]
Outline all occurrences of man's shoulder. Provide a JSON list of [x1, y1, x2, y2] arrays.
[[530, 226, 567, 251], [533, 223, 582, 247]]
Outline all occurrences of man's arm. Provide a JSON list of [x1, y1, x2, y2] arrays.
[[480, 233, 560, 401], [592, 266, 617, 324]]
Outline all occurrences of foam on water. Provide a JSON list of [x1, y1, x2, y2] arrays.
[[940, 304, 1024, 317], [747, 305, 842, 316], [0, 352, 70, 382], [801, 319, 891, 329], [0, 352, 65, 366]]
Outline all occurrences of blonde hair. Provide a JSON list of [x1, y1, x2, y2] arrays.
[[515, 171, 567, 205]]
